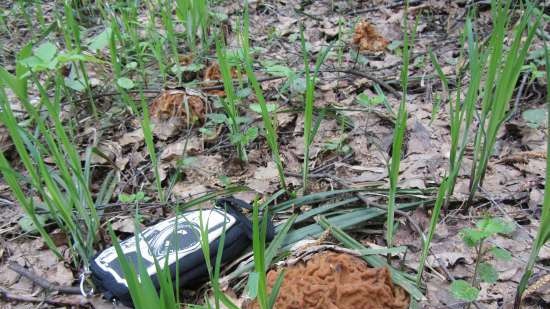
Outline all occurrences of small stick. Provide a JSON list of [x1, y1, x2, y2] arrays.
[[7, 262, 81, 295], [0, 286, 89, 306], [321, 69, 402, 99]]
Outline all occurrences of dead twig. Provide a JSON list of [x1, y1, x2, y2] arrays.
[[321, 69, 402, 99], [347, 0, 424, 15], [7, 262, 81, 295], [0, 286, 89, 307]]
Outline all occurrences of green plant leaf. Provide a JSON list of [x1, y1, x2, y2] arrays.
[[88, 27, 112, 52], [289, 77, 306, 94], [450, 280, 480, 302], [357, 92, 385, 107], [34, 42, 57, 62], [57, 52, 102, 64], [478, 262, 498, 283], [182, 62, 205, 72], [476, 217, 515, 235], [236, 87, 252, 99], [18, 213, 48, 234], [264, 64, 294, 77], [249, 103, 277, 114], [245, 127, 259, 142], [117, 77, 135, 89], [387, 40, 402, 51], [118, 193, 139, 203], [522, 109, 546, 128], [245, 271, 259, 299], [64, 77, 85, 92], [208, 113, 228, 124], [461, 228, 489, 247], [126, 62, 138, 70], [489, 246, 512, 261]]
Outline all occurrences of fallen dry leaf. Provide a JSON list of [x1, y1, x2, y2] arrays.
[[111, 217, 137, 234], [160, 137, 202, 162], [118, 128, 144, 146], [352, 20, 389, 52]]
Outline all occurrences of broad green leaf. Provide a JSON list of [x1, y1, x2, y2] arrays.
[[236, 87, 252, 99], [461, 228, 490, 247], [117, 77, 134, 89], [88, 27, 112, 52], [18, 214, 48, 234], [450, 280, 479, 302], [250, 103, 277, 114], [290, 77, 306, 94], [478, 262, 498, 283], [20, 56, 43, 69], [245, 272, 259, 299], [57, 52, 102, 64], [476, 218, 515, 235], [264, 64, 294, 77], [126, 62, 138, 70], [208, 113, 228, 124], [387, 40, 402, 51], [182, 62, 205, 72], [489, 246, 512, 261], [357, 92, 385, 106], [522, 109, 546, 128], [245, 127, 258, 142], [34, 42, 57, 62], [118, 193, 135, 203], [64, 77, 85, 91]]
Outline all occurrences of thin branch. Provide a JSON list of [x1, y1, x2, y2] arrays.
[[0, 286, 89, 306], [7, 262, 81, 295]]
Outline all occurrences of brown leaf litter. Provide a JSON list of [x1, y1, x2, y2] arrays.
[[244, 251, 409, 309], [352, 21, 389, 52]]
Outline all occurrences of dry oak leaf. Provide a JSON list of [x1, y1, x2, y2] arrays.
[[150, 89, 206, 125], [352, 21, 389, 52]]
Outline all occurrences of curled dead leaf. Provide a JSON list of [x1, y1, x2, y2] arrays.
[[352, 20, 389, 52]]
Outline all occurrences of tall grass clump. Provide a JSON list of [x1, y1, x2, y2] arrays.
[[514, 43, 550, 308], [0, 73, 104, 268], [216, 40, 249, 162], [175, 0, 210, 53], [440, 16, 481, 199], [249, 200, 284, 309], [241, 8, 287, 191], [416, 179, 448, 284], [300, 26, 331, 193], [386, 4, 417, 249], [467, 0, 540, 202], [63, 0, 97, 117]]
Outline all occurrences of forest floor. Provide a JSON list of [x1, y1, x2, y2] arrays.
[[0, 0, 549, 308]]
